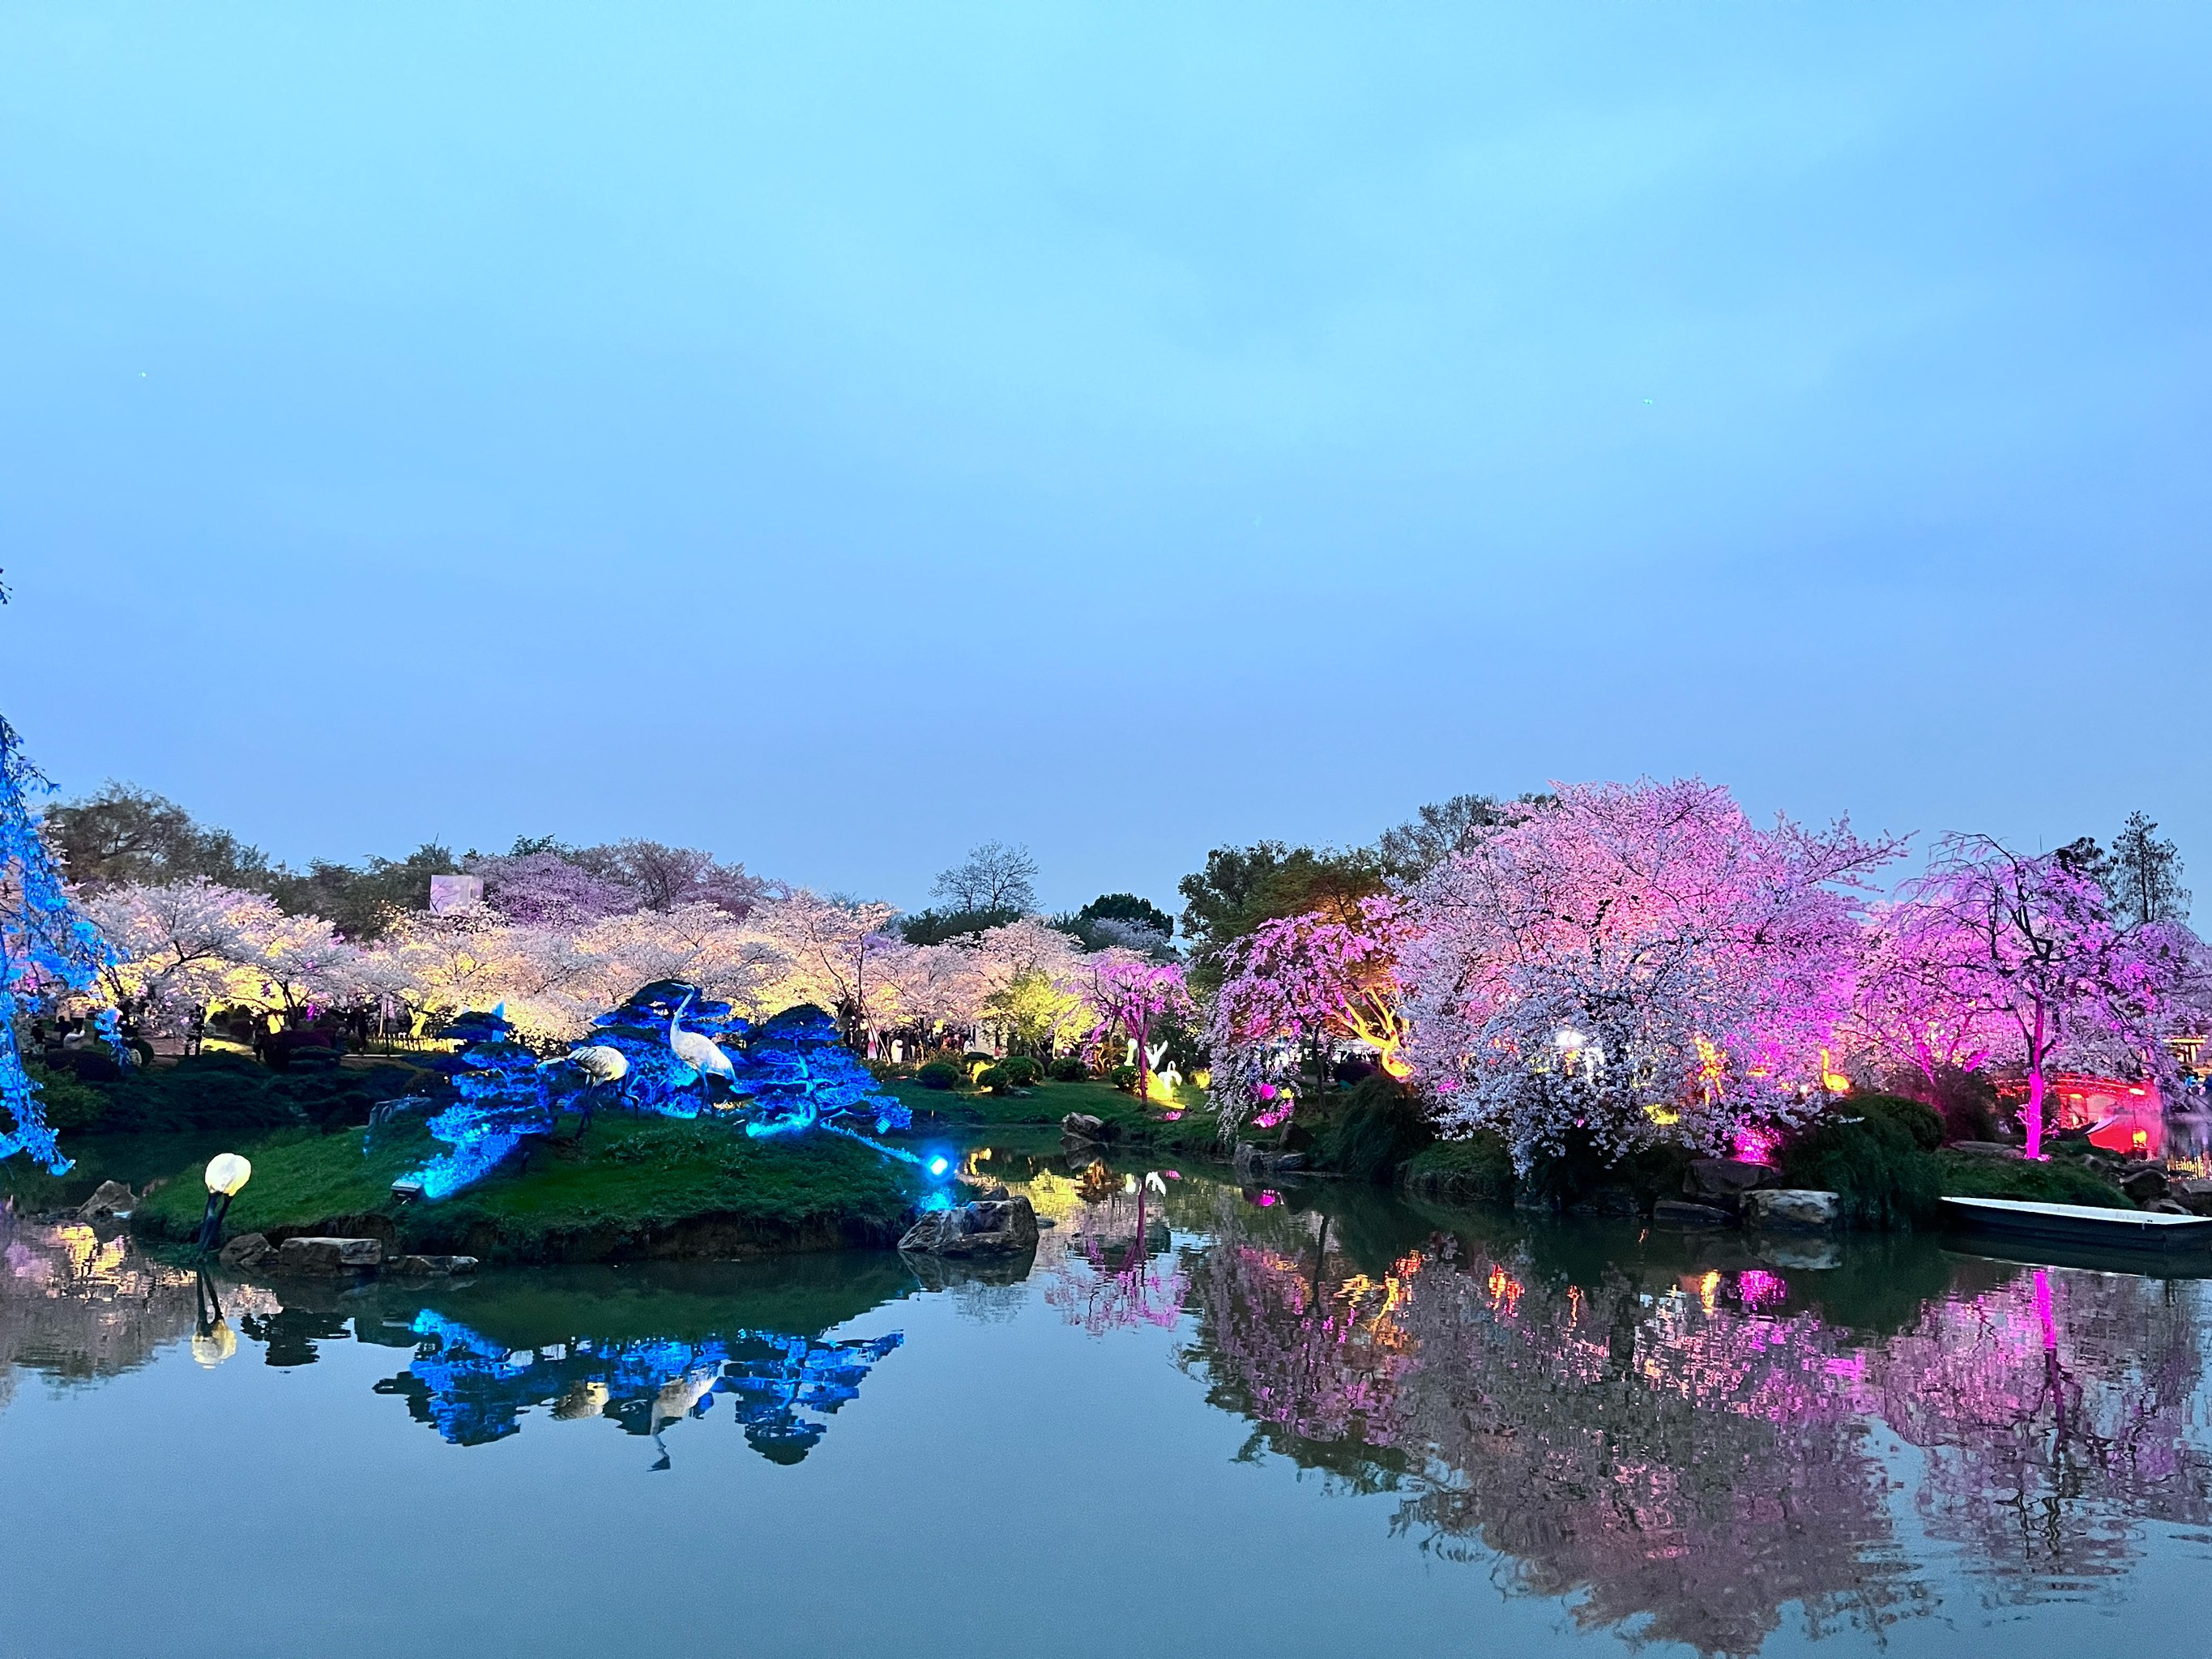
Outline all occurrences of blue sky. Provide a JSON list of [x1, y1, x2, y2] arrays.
[[4, 2, 2207, 915]]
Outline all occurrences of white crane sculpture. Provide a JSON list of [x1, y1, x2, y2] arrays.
[[668, 991, 737, 1089]]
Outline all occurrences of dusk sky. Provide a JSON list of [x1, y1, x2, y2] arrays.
[[5, 2, 2207, 917]]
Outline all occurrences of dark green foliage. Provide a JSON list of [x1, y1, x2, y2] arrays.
[[1402, 1133, 1517, 1205], [267, 842, 459, 940], [92, 1053, 439, 1134], [1375, 793, 1552, 881], [1316, 1076, 1433, 1183], [1048, 1056, 1087, 1082], [916, 1061, 962, 1090], [1176, 841, 1388, 988], [1053, 893, 1177, 952], [1076, 892, 1174, 934], [1779, 1100, 1943, 1229], [1515, 1131, 1691, 1214], [22, 1061, 107, 1131], [1914, 1065, 2001, 1143], [998, 1056, 1040, 1085], [1933, 1149, 2135, 1209], [43, 781, 272, 891], [1108, 1064, 1138, 1092], [899, 906, 1020, 945], [1850, 1093, 1945, 1151], [976, 1065, 1014, 1095]]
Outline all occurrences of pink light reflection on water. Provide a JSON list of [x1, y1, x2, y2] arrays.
[[1736, 1269, 1787, 1311]]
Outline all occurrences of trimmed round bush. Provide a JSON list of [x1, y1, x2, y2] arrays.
[[916, 1061, 962, 1090], [976, 1064, 1014, 1095], [1048, 1056, 1087, 1082], [999, 1056, 1040, 1085], [1108, 1064, 1138, 1092]]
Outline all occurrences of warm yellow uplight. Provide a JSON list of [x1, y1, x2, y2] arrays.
[[203, 1154, 253, 1197]]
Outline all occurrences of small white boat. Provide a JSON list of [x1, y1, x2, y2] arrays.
[[1941, 1195, 2212, 1253]]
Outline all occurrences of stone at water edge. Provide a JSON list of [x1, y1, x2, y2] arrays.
[[1685, 1159, 1774, 1206], [217, 1233, 273, 1269], [1651, 1199, 1735, 1228], [1061, 1113, 1111, 1143], [1742, 1189, 1842, 1233], [2171, 1176, 2212, 1215], [1232, 1142, 1307, 1178], [391, 1255, 479, 1276], [75, 1180, 136, 1221], [275, 1237, 384, 1274], [2120, 1166, 2170, 1204], [898, 1196, 1040, 1256]]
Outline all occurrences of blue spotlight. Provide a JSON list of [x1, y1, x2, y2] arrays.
[[925, 1154, 952, 1179]]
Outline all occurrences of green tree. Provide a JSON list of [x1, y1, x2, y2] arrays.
[[2106, 811, 2190, 928], [1377, 791, 1554, 881], [984, 968, 1087, 1059], [44, 783, 272, 892], [267, 843, 460, 941], [1176, 842, 1388, 991]]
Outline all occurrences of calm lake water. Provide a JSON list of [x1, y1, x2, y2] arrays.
[[6, 1153, 2212, 1659]]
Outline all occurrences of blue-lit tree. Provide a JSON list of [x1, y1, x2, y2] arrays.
[[388, 1307, 903, 1465], [579, 979, 749, 1120], [390, 987, 938, 1202], [737, 1004, 912, 1143], [0, 711, 119, 1175], [408, 1007, 555, 1198]]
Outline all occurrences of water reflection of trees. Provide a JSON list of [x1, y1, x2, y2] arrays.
[[378, 1310, 903, 1466], [1182, 1191, 2212, 1655], [0, 1213, 275, 1394], [1866, 1260, 2212, 1603]]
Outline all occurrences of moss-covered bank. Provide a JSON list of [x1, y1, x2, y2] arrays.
[[130, 1116, 926, 1264], [1393, 1095, 2138, 1227]]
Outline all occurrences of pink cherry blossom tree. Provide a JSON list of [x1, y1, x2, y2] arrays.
[[1887, 835, 2206, 1158], [1208, 893, 1414, 1132], [1081, 953, 1192, 1101], [1400, 778, 1901, 1171], [1843, 898, 2003, 1091]]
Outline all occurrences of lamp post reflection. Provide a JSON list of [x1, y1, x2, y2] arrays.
[[191, 1270, 236, 1367]]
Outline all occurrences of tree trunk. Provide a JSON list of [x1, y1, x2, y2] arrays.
[[2025, 994, 2049, 1158]]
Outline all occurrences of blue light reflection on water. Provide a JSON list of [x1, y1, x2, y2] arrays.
[[6, 1176, 2212, 1659]]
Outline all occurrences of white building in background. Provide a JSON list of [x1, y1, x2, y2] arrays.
[[429, 874, 484, 915]]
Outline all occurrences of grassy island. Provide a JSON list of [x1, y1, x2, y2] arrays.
[[128, 1116, 929, 1264]]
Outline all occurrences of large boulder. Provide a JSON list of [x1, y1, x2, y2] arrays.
[[275, 1236, 385, 1274], [75, 1180, 136, 1221], [217, 1232, 273, 1269], [1652, 1199, 1735, 1228], [1061, 1113, 1113, 1146], [898, 1196, 1040, 1257], [1685, 1159, 1773, 1206], [2171, 1175, 2212, 1216], [1743, 1189, 1842, 1233], [2120, 1166, 2170, 1205], [1232, 1142, 1307, 1180]]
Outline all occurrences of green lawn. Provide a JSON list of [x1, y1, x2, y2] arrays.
[[130, 1115, 927, 1262], [889, 1075, 1220, 1149], [1932, 1149, 2137, 1210]]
